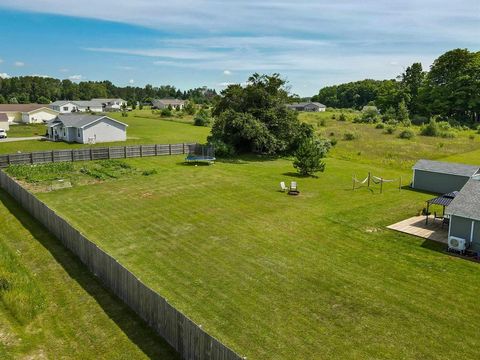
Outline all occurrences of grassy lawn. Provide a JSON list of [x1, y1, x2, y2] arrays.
[[6, 123, 46, 138], [0, 110, 209, 154], [28, 146, 480, 358], [0, 190, 178, 359], [5, 110, 480, 358]]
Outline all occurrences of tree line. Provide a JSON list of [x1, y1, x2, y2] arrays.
[[0, 77, 217, 105], [312, 48, 480, 123]]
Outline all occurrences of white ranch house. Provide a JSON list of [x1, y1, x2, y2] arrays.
[[152, 99, 186, 110], [50, 100, 104, 113], [0, 113, 9, 131], [47, 114, 127, 144], [0, 104, 59, 124], [287, 102, 326, 112], [92, 98, 127, 111]]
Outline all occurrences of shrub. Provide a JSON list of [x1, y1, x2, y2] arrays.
[[331, 114, 336, 120], [375, 123, 385, 129], [338, 113, 347, 121], [384, 125, 396, 134], [330, 138, 338, 146], [343, 131, 358, 140], [160, 108, 172, 117], [420, 118, 440, 136], [469, 134, 475, 140], [399, 129, 415, 139], [412, 115, 428, 125], [319, 119, 326, 127], [194, 109, 211, 126], [207, 138, 235, 157]]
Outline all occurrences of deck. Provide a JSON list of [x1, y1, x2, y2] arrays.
[[387, 216, 448, 244]]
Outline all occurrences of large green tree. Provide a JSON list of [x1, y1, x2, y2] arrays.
[[210, 73, 313, 155]]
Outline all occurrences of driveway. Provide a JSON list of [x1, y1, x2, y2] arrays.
[[0, 136, 45, 142]]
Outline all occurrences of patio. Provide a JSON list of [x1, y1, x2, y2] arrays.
[[387, 216, 448, 244]]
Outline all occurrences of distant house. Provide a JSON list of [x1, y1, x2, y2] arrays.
[[92, 98, 127, 111], [0, 113, 9, 131], [152, 99, 186, 110], [287, 102, 326, 112], [50, 100, 104, 113], [411, 159, 480, 194], [46, 114, 128, 144], [0, 104, 59, 124]]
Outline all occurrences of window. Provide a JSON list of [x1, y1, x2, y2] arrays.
[[77, 129, 81, 137], [63, 106, 69, 111]]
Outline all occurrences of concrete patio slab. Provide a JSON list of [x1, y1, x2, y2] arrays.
[[387, 216, 448, 244]]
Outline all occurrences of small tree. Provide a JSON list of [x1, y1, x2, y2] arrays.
[[382, 106, 396, 123], [397, 99, 410, 126], [37, 96, 50, 104], [184, 101, 196, 115], [121, 103, 128, 117], [194, 108, 210, 126], [338, 113, 347, 121], [293, 137, 330, 176]]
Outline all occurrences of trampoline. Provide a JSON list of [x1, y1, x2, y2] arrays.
[[185, 144, 216, 164]]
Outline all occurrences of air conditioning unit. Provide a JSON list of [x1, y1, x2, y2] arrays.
[[448, 236, 467, 252]]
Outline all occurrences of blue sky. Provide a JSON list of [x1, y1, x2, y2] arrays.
[[0, 1, 479, 96]]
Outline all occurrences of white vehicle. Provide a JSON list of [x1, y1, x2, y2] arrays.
[[0, 129, 7, 139]]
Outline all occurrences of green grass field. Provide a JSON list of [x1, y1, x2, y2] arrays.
[[0, 190, 178, 359], [4, 111, 480, 359], [0, 110, 209, 154], [21, 111, 480, 359]]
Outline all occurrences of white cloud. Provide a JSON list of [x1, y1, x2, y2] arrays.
[[31, 74, 52, 78], [68, 74, 83, 81], [0, 73, 11, 79], [128, 79, 134, 84], [14, 61, 25, 67], [117, 65, 134, 70], [223, 70, 231, 75]]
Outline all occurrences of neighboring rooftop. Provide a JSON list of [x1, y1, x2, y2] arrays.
[[92, 98, 125, 103], [153, 99, 186, 105], [413, 159, 480, 177], [446, 177, 480, 221], [0, 104, 49, 112], [48, 114, 127, 128], [51, 100, 103, 107], [287, 102, 326, 108]]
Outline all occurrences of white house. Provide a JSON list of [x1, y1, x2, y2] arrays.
[[0, 104, 59, 124], [0, 113, 9, 131], [50, 100, 104, 113], [287, 102, 326, 112], [92, 98, 127, 111], [46, 114, 128, 144], [152, 99, 186, 110]]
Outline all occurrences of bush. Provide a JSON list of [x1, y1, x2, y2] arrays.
[[343, 131, 358, 140], [338, 113, 347, 121], [319, 119, 326, 127], [160, 108, 172, 117], [330, 138, 338, 146], [142, 169, 158, 176], [384, 126, 396, 134], [194, 109, 211, 126], [420, 118, 440, 136], [411, 115, 428, 125], [399, 129, 415, 139], [375, 123, 385, 129], [207, 138, 235, 157], [469, 134, 475, 140], [331, 114, 336, 120]]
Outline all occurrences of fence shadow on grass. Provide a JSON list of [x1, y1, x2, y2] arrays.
[[0, 190, 180, 360]]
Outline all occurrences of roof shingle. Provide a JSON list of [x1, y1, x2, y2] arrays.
[[413, 159, 480, 177]]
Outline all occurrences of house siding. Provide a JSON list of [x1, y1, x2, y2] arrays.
[[0, 120, 9, 131], [412, 170, 470, 194], [81, 118, 127, 144], [449, 215, 480, 251], [22, 109, 58, 124]]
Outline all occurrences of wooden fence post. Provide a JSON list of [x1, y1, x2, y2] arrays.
[[140, 145, 143, 157], [183, 143, 186, 154], [30, 152, 33, 164], [169, 144, 172, 155], [367, 172, 371, 187], [124, 146, 127, 158], [108, 147, 111, 159], [155, 144, 158, 156], [7, 154, 10, 165], [71, 150, 74, 162], [90, 148, 93, 161]]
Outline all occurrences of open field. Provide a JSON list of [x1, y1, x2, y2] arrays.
[[28, 133, 480, 359], [0, 110, 208, 154], [0, 190, 178, 359]]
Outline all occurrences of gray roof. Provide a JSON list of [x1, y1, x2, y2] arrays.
[[287, 102, 326, 108], [51, 100, 103, 107], [152, 99, 186, 105], [446, 177, 480, 220], [48, 114, 127, 128], [91, 98, 125, 103], [413, 159, 480, 177]]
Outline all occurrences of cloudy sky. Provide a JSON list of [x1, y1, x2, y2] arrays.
[[0, 0, 479, 96]]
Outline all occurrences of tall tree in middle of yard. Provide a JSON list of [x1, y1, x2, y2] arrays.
[[209, 73, 313, 155]]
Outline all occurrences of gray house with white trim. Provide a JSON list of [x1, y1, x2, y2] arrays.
[[287, 102, 326, 112], [47, 114, 127, 144], [411, 159, 480, 194], [446, 177, 480, 252]]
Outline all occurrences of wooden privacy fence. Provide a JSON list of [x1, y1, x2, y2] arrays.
[[0, 143, 198, 168], [0, 171, 243, 360]]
